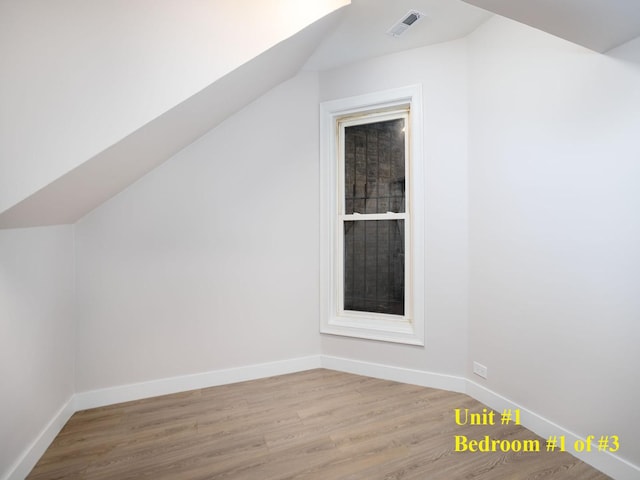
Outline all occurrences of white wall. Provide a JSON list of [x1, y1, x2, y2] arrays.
[[318, 40, 470, 376], [468, 16, 640, 467], [0, 0, 348, 214], [74, 72, 322, 392], [0, 226, 75, 479]]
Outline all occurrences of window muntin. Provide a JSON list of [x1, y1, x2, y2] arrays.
[[336, 108, 411, 322]]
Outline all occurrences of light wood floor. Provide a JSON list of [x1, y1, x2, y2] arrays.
[[27, 369, 610, 479]]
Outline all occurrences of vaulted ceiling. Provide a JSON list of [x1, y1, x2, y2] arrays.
[[1, 0, 638, 229], [0, 0, 351, 229], [0, 7, 348, 228], [463, 0, 640, 53]]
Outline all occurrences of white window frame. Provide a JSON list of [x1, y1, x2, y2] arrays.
[[320, 85, 424, 345]]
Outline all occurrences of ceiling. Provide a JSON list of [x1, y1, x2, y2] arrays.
[[463, 0, 640, 52], [304, 0, 491, 70], [0, 9, 345, 229], [305, 0, 640, 73]]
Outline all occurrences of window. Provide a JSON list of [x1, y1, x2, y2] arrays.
[[339, 111, 408, 317], [320, 86, 424, 345]]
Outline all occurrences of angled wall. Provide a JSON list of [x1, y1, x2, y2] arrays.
[[468, 16, 640, 468]]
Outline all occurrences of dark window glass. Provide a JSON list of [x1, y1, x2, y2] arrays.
[[343, 220, 405, 315], [344, 119, 405, 215]]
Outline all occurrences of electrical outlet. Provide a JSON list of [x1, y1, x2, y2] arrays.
[[473, 361, 488, 379]]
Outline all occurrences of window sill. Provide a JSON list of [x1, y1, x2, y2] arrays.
[[321, 315, 424, 346]]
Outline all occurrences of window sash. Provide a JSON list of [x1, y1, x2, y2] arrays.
[[336, 109, 412, 322]]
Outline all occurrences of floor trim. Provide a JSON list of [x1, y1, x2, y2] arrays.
[[466, 380, 640, 480], [7, 355, 639, 480], [74, 355, 323, 411], [3, 398, 75, 480], [320, 355, 467, 393]]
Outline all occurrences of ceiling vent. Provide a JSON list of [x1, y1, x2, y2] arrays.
[[386, 10, 424, 37]]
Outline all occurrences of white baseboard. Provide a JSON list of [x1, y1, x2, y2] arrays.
[[75, 355, 322, 411], [466, 380, 640, 480], [6, 355, 638, 480], [2, 398, 75, 480], [321, 355, 467, 393]]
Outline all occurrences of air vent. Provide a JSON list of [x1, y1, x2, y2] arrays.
[[386, 10, 424, 37]]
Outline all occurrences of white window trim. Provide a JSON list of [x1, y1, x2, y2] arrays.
[[320, 85, 425, 346]]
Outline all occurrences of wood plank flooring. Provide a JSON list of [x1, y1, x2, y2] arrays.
[[27, 369, 610, 479]]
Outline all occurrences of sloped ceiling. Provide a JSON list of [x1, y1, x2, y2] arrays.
[[0, 11, 344, 229], [0, 0, 349, 229], [2, 0, 639, 229], [463, 0, 640, 52]]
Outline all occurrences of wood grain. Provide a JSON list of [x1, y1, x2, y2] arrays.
[[27, 369, 610, 479]]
